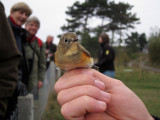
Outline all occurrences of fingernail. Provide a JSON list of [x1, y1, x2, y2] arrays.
[[101, 91, 111, 102], [95, 80, 105, 90]]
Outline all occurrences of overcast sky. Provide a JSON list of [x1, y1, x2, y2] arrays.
[[1, 0, 160, 44]]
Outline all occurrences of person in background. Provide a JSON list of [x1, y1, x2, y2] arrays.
[[95, 33, 115, 78], [0, 2, 21, 119], [54, 69, 159, 120], [6, 2, 32, 119], [45, 35, 57, 70], [25, 16, 46, 100]]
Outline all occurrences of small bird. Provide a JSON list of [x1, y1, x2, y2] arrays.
[[54, 32, 93, 71]]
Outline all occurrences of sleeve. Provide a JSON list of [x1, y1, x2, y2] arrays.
[[38, 42, 46, 81], [152, 115, 160, 120], [51, 44, 57, 53], [0, 2, 21, 118]]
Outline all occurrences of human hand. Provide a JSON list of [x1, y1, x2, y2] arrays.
[[46, 49, 49, 54], [38, 81, 43, 89], [49, 53, 53, 57], [54, 69, 154, 120], [17, 81, 28, 96]]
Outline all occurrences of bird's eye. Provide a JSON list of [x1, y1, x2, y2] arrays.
[[64, 38, 68, 42]]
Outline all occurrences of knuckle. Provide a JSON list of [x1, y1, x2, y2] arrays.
[[116, 79, 124, 86], [61, 105, 69, 119], [82, 74, 89, 80], [54, 77, 64, 93], [82, 95, 90, 104], [54, 82, 60, 93], [82, 74, 95, 83], [57, 91, 65, 105], [83, 85, 96, 93]]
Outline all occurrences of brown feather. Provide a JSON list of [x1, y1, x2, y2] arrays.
[[78, 44, 91, 57]]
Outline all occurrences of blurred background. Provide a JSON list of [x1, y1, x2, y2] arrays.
[[2, 0, 160, 119], [2, 0, 160, 45]]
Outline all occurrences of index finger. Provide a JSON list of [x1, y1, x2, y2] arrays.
[[61, 69, 122, 90], [91, 69, 124, 90]]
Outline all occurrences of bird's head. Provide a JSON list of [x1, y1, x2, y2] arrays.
[[58, 32, 79, 51]]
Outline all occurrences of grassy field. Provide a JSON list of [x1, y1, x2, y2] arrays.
[[116, 66, 160, 116], [42, 66, 160, 119]]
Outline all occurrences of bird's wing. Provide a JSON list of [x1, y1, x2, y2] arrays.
[[78, 44, 91, 57], [81, 49, 91, 57]]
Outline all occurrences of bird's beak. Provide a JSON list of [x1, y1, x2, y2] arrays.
[[73, 39, 78, 42]]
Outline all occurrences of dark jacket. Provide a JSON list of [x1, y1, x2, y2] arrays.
[[0, 2, 21, 119], [95, 42, 115, 73], [152, 115, 160, 120], [5, 15, 29, 119], [8, 16, 29, 87], [46, 42, 57, 61]]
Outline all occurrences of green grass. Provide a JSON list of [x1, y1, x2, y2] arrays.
[[116, 66, 160, 116], [42, 66, 160, 119], [41, 92, 65, 120]]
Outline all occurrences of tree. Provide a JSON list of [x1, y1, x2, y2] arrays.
[[148, 28, 160, 64], [125, 32, 147, 54], [125, 32, 140, 53], [61, 1, 97, 34], [107, 1, 139, 46], [81, 30, 99, 58], [61, 1, 84, 35], [60, 0, 140, 53]]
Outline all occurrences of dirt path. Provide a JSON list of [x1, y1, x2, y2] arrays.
[[128, 57, 160, 73]]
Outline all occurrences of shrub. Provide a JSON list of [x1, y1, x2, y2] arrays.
[[148, 32, 160, 64]]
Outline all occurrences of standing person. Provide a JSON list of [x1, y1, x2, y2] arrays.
[[0, 2, 21, 119], [25, 16, 46, 100], [45, 35, 57, 70], [6, 2, 32, 119], [95, 33, 115, 78], [8, 2, 32, 90]]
